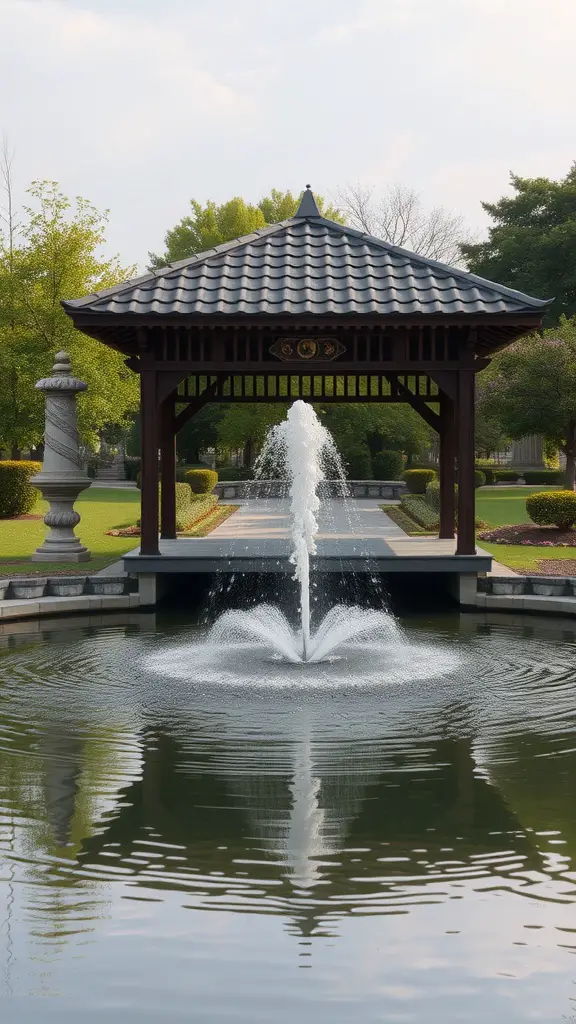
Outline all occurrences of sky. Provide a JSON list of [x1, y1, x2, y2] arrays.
[[0, 0, 575, 270]]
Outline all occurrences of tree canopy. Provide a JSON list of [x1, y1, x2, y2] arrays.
[[0, 177, 139, 453], [461, 164, 576, 324], [148, 189, 344, 268], [479, 316, 576, 487]]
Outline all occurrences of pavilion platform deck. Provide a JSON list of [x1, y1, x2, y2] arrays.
[[122, 499, 492, 576]]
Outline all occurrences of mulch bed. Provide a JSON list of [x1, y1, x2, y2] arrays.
[[530, 559, 576, 576], [478, 524, 576, 547]]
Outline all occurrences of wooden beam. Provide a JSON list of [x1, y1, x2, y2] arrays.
[[160, 396, 176, 539], [140, 367, 159, 556], [157, 371, 187, 406], [439, 397, 456, 539], [387, 376, 441, 432], [456, 368, 476, 555]]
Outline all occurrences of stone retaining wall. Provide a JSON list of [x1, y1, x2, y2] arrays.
[[479, 575, 576, 598], [214, 479, 407, 500], [0, 575, 136, 602]]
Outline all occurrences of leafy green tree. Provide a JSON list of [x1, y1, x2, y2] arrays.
[[0, 180, 139, 452], [149, 189, 344, 268], [480, 316, 576, 488], [216, 403, 288, 468], [461, 165, 576, 324], [177, 405, 223, 464]]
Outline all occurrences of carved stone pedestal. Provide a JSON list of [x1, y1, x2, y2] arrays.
[[31, 351, 91, 563]]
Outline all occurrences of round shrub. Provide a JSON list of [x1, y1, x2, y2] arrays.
[[402, 468, 437, 494], [344, 445, 373, 480], [372, 450, 403, 480], [0, 460, 42, 518], [526, 490, 576, 530], [184, 468, 218, 494], [475, 469, 486, 488]]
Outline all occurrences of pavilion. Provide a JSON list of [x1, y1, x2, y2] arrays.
[[63, 188, 550, 569]]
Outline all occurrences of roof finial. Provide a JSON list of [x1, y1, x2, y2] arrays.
[[296, 185, 321, 218]]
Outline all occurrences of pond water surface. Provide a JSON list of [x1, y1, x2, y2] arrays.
[[0, 610, 575, 1023]]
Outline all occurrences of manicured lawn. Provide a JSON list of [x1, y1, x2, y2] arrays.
[[476, 486, 575, 572], [475, 485, 561, 526], [479, 542, 576, 572], [0, 486, 141, 576]]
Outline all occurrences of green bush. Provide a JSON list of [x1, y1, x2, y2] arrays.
[[372, 450, 403, 480], [494, 469, 520, 483], [521, 470, 563, 485], [475, 469, 486, 488], [401, 494, 440, 530], [526, 490, 576, 530], [0, 460, 42, 518], [476, 465, 495, 485], [184, 468, 218, 494], [215, 466, 253, 481], [344, 445, 373, 479], [402, 468, 437, 494]]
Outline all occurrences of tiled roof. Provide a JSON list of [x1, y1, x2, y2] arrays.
[[64, 207, 550, 319]]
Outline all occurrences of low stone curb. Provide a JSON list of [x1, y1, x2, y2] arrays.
[[0, 592, 141, 621]]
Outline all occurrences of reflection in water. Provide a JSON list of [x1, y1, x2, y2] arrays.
[[0, 613, 575, 1021]]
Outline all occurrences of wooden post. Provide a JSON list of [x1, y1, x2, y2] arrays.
[[140, 367, 160, 556], [439, 396, 456, 539], [160, 395, 177, 539], [456, 368, 476, 555]]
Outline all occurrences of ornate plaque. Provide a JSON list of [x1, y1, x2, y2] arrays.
[[270, 337, 344, 362]]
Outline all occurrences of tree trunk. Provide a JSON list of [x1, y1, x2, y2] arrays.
[[243, 439, 253, 469], [10, 444, 21, 460]]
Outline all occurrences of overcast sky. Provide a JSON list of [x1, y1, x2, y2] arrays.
[[1, 0, 574, 269]]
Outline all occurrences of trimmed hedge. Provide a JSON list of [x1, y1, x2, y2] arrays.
[[217, 466, 253, 481], [475, 469, 486, 488], [0, 460, 42, 518], [401, 494, 440, 530], [521, 470, 563, 485], [184, 468, 218, 494], [344, 445, 373, 480], [402, 468, 437, 494], [372, 450, 403, 480], [494, 469, 520, 483], [526, 490, 576, 530]]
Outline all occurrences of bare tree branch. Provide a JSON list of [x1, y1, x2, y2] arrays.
[[337, 183, 474, 265]]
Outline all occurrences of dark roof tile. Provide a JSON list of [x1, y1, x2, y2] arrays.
[[63, 214, 551, 318]]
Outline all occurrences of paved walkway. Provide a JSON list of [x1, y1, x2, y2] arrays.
[[123, 499, 492, 575]]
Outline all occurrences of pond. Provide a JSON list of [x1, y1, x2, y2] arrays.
[[0, 610, 575, 1023]]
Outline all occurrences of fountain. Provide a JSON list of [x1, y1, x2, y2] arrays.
[[207, 400, 401, 665]]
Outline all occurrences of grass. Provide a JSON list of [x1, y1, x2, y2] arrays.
[[478, 542, 576, 571], [475, 486, 576, 571], [0, 487, 141, 576], [475, 485, 562, 527]]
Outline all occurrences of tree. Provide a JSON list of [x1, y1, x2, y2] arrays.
[[216, 404, 288, 468], [177, 405, 223, 464], [461, 165, 576, 324], [0, 178, 139, 452], [480, 317, 576, 488], [149, 189, 344, 268], [338, 183, 470, 264]]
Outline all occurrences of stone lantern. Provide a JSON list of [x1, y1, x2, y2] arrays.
[[31, 351, 91, 562]]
